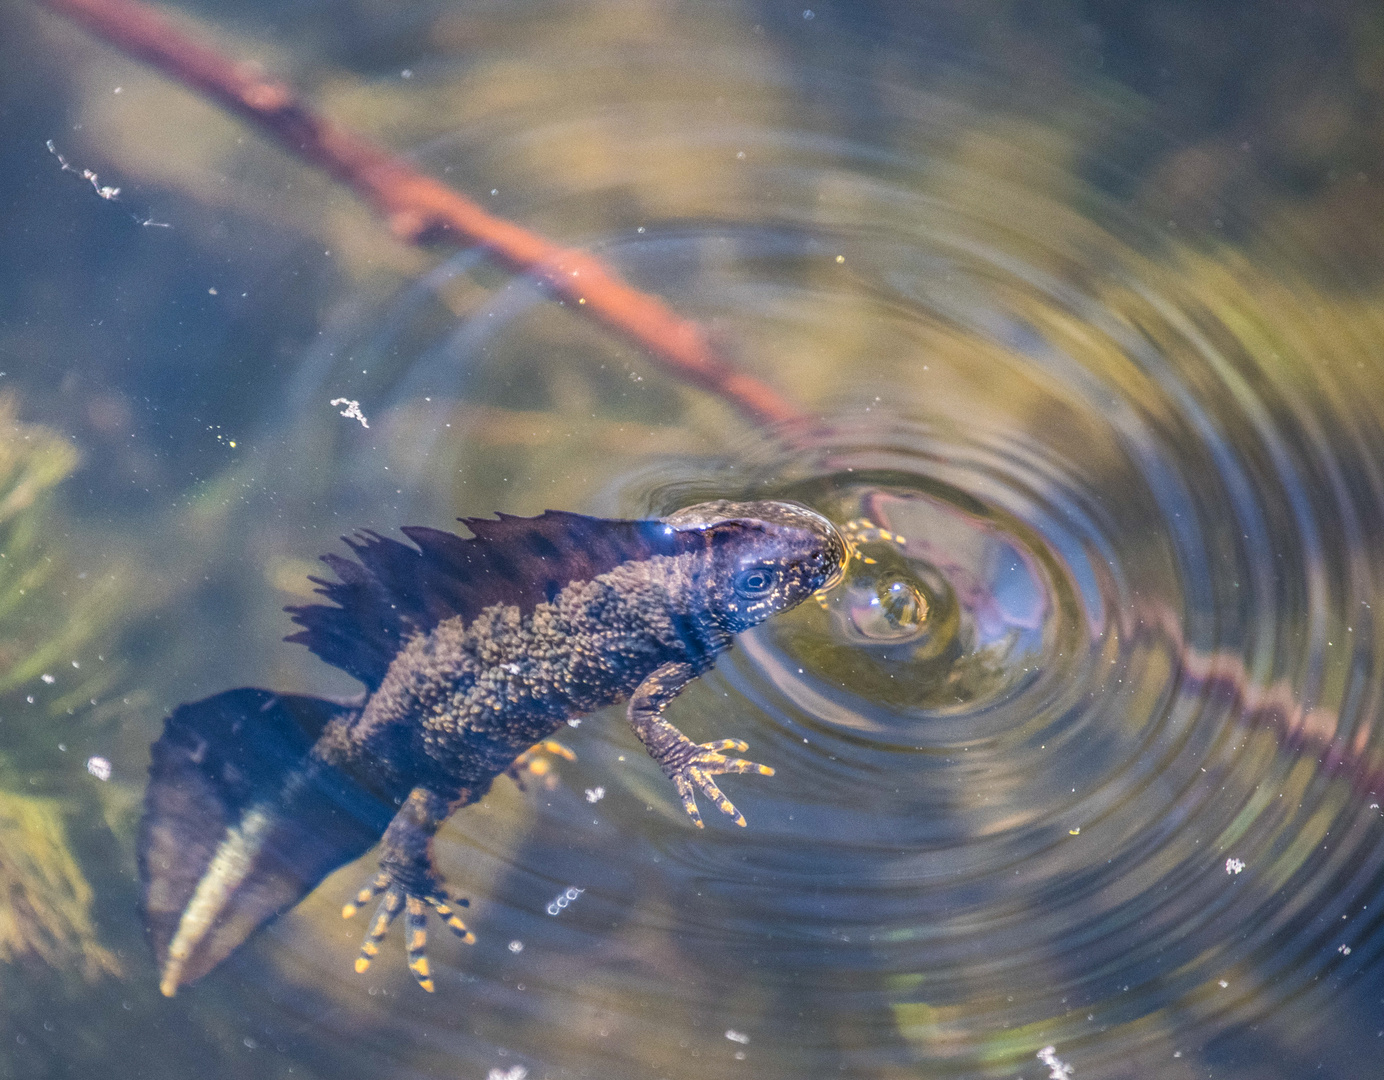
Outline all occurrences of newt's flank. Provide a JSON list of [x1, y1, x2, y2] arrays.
[[139, 501, 847, 995]]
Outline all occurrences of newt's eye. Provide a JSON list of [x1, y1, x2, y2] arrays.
[[734, 566, 780, 598]]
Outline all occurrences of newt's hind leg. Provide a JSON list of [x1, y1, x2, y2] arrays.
[[341, 786, 474, 992], [628, 661, 775, 829]]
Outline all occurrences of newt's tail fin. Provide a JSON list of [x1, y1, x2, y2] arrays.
[[138, 688, 392, 996]]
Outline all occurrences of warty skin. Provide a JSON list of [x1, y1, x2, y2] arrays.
[[140, 499, 846, 995]]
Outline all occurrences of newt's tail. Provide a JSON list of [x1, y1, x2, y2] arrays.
[[138, 687, 392, 996]]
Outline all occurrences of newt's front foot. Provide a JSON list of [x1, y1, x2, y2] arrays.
[[655, 735, 775, 829], [628, 661, 777, 829], [342, 872, 473, 992]]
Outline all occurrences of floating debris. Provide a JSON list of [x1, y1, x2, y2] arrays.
[[508, 940, 523, 953], [85, 756, 111, 781], [725, 1029, 750, 1044], [1226, 858, 1246, 874], [584, 786, 605, 804], [46, 140, 169, 226], [46, 139, 119, 200], [330, 398, 369, 428], [486, 1067, 527, 1080]]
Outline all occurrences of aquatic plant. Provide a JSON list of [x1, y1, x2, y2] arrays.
[[0, 394, 123, 979], [0, 396, 125, 711], [0, 787, 120, 979]]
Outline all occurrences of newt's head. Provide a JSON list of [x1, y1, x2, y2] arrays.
[[664, 500, 847, 634]]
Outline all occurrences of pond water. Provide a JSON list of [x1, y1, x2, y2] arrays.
[[4, 1, 1384, 1077]]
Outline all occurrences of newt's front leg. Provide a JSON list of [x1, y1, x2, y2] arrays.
[[627, 660, 776, 829], [342, 786, 474, 991]]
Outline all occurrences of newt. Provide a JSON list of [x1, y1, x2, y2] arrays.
[[138, 500, 846, 996]]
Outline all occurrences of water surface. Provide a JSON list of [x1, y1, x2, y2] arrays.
[[3, 1, 1384, 1077]]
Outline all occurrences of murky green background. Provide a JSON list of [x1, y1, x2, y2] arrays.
[[4, 0, 1384, 1077]]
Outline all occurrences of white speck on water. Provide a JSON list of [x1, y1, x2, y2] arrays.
[[508, 940, 523, 953], [1226, 858, 1245, 874], [803, 8, 815, 18], [1339, 944, 1352, 955], [566, 716, 582, 727], [330, 398, 369, 428], [725, 1030, 750, 1044], [584, 786, 605, 803], [1218, 979, 1229, 988], [1037, 1045, 1073, 1079], [487, 1067, 527, 1080], [86, 756, 112, 781]]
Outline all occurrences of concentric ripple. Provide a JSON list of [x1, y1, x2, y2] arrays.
[[691, 393, 1384, 1074], [177, 35, 1384, 1080]]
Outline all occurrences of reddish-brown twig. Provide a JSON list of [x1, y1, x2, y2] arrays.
[[36, 0, 806, 429]]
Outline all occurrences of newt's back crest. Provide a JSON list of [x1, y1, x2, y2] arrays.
[[286, 511, 698, 689]]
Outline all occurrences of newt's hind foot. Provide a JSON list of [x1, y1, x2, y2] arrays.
[[506, 739, 576, 792], [658, 735, 775, 829], [342, 873, 473, 992]]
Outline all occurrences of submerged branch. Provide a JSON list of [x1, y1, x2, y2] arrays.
[[36, 0, 807, 428]]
